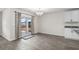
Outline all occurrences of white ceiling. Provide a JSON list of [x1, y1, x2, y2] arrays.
[[23, 8, 71, 14], [0, 8, 72, 15], [0, 8, 71, 13]]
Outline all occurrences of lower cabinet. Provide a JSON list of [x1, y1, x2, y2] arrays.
[[65, 28, 71, 39], [71, 29, 79, 40], [65, 28, 79, 40]]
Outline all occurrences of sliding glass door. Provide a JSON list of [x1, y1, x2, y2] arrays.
[[15, 12, 32, 39], [19, 14, 32, 38]]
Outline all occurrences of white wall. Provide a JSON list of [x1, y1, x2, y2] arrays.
[[2, 9, 11, 40], [2, 9, 16, 41], [9, 10, 16, 41], [38, 12, 64, 36], [33, 16, 38, 33], [0, 12, 2, 35]]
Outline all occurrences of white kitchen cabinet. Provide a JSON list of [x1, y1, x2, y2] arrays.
[[65, 10, 79, 40], [72, 10, 79, 22], [64, 11, 72, 22], [71, 29, 79, 40], [65, 10, 79, 22], [71, 31, 79, 40], [65, 28, 79, 40], [65, 28, 71, 39]]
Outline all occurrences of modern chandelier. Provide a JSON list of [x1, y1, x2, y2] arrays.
[[35, 8, 44, 16]]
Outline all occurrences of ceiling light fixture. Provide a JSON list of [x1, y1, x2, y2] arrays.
[[35, 8, 44, 16]]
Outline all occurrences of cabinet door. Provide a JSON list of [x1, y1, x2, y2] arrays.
[[65, 28, 71, 39], [64, 11, 72, 22], [71, 29, 79, 40], [72, 10, 79, 22]]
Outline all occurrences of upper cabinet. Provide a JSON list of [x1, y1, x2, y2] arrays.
[[64, 11, 72, 22], [72, 10, 79, 22], [65, 10, 79, 22]]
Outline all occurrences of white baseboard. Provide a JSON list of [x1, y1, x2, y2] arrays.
[[38, 32, 64, 37]]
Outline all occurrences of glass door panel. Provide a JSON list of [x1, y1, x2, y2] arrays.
[[19, 16, 32, 38]]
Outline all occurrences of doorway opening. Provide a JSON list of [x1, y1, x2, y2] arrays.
[[19, 16, 32, 38], [15, 12, 33, 39]]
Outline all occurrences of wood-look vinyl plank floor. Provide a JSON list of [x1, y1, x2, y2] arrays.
[[0, 34, 79, 50]]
